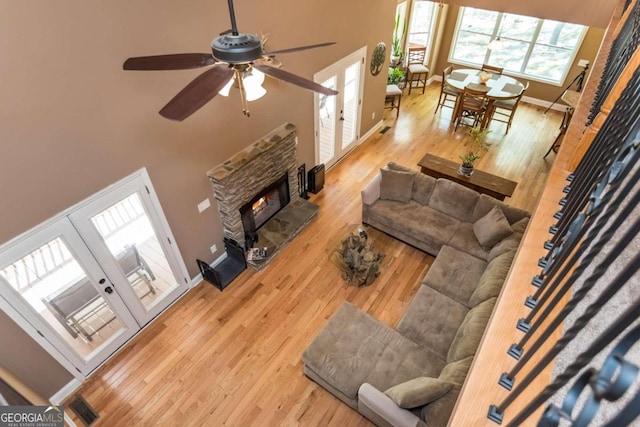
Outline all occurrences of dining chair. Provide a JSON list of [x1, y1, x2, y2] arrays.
[[454, 86, 488, 131], [481, 64, 504, 75], [435, 65, 460, 114], [406, 46, 429, 95], [489, 81, 530, 133], [385, 84, 402, 118]]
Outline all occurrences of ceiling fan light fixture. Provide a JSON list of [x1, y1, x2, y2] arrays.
[[218, 75, 235, 97], [244, 84, 266, 102], [243, 68, 266, 101]]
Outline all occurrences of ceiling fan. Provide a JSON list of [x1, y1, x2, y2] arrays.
[[123, 0, 339, 120]]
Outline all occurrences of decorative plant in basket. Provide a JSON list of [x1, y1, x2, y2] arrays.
[[330, 232, 385, 287], [459, 126, 491, 177]]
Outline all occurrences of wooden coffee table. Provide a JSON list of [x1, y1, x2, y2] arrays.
[[418, 153, 517, 200]]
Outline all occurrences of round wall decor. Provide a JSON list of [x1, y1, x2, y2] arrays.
[[370, 42, 386, 76]]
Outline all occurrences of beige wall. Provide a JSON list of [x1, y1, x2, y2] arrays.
[[0, 311, 73, 398], [0, 0, 396, 397], [429, 5, 606, 103]]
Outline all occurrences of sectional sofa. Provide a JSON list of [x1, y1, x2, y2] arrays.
[[302, 162, 529, 426]]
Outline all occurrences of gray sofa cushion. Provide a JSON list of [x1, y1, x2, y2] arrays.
[[397, 286, 469, 358], [384, 377, 455, 409], [421, 246, 487, 306], [473, 205, 514, 247], [469, 251, 515, 306], [447, 222, 491, 261], [472, 194, 530, 224], [386, 163, 436, 206], [439, 356, 473, 385], [366, 200, 460, 252], [446, 298, 496, 362], [428, 179, 479, 223], [487, 217, 529, 261], [381, 169, 414, 202], [303, 302, 446, 400], [420, 357, 474, 426], [412, 174, 437, 206]]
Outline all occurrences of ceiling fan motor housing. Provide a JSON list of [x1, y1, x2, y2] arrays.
[[211, 33, 263, 64]]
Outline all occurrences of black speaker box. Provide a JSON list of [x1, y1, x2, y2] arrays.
[[308, 164, 325, 194]]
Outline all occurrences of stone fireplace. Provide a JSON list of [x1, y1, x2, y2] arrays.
[[207, 123, 318, 269]]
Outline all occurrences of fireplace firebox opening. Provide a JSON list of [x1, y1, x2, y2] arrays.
[[240, 173, 290, 248]]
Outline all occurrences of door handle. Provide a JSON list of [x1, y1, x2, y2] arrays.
[[104, 286, 114, 294]]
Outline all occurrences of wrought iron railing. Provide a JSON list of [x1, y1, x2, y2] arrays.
[[487, 60, 640, 425], [586, 0, 640, 126]]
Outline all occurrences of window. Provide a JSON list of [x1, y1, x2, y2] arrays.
[[450, 7, 587, 84], [407, 1, 437, 55]]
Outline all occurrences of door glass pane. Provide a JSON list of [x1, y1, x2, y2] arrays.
[[89, 193, 177, 310], [0, 237, 124, 359], [318, 76, 337, 165], [341, 62, 360, 149]]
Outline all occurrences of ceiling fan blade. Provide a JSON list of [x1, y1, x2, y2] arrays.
[[123, 54, 216, 70], [159, 65, 235, 121], [263, 42, 336, 56], [254, 64, 338, 96]]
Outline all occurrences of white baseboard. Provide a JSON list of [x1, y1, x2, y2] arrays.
[[49, 378, 82, 405], [190, 252, 228, 288], [521, 95, 567, 112], [360, 120, 384, 143]]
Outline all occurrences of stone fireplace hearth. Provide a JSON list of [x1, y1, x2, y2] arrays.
[[207, 123, 318, 270]]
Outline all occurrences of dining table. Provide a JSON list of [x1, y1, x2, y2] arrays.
[[445, 68, 525, 130]]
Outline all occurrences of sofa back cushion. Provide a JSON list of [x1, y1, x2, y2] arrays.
[[387, 162, 436, 205], [468, 251, 515, 306], [472, 194, 530, 225], [446, 298, 496, 362], [380, 168, 414, 202], [487, 217, 529, 261], [413, 173, 437, 205], [429, 179, 479, 222]]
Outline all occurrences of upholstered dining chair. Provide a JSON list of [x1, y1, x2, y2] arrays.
[[435, 65, 460, 114], [454, 86, 489, 131], [481, 64, 504, 75], [406, 46, 429, 95], [385, 84, 402, 118], [489, 81, 529, 133]]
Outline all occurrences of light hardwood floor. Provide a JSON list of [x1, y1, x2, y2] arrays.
[[66, 83, 563, 426]]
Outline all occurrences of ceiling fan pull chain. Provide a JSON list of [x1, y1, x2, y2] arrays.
[[237, 70, 250, 117]]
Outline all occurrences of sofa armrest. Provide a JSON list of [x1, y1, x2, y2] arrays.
[[358, 383, 426, 427], [362, 173, 382, 205]]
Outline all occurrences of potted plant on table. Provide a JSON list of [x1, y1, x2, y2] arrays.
[[459, 126, 491, 177]]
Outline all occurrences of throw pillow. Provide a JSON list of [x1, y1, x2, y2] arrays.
[[384, 377, 455, 409], [473, 206, 513, 247], [380, 168, 414, 202]]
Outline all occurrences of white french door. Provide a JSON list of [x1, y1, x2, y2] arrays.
[[0, 169, 189, 376], [68, 179, 188, 325], [314, 47, 366, 169]]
